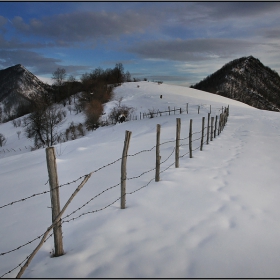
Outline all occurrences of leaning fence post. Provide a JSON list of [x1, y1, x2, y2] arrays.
[[189, 119, 193, 158], [121, 130, 132, 209], [45, 147, 64, 257], [175, 118, 181, 168], [207, 113, 210, 144], [210, 117, 214, 141], [155, 124, 161, 182], [200, 117, 205, 151]]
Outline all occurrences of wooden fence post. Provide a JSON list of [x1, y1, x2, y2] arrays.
[[45, 147, 64, 257], [214, 115, 218, 138], [198, 106, 200, 114], [186, 103, 188, 114], [218, 114, 221, 135], [200, 117, 205, 151], [225, 109, 227, 124], [189, 119, 193, 158], [155, 124, 161, 182], [168, 106, 170, 115], [121, 130, 132, 209], [207, 113, 210, 144], [210, 117, 214, 141], [220, 113, 224, 132], [175, 118, 181, 168], [210, 105, 211, 114]]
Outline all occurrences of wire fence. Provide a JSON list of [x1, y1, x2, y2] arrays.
[[0, 104, 229, 278], [0, 145, 32, 154]]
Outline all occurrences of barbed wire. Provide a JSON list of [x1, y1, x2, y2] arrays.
[[0, 146, 32, 154], [0, 234, 44, 257], [0, 128, 198, 211], [0, 255, 30, 278], [0, 190, 51, 210], [0, 119, 220, 211], [127, 177, 155, 195], [0, 229, 54, 278], [127, 167, 156, 181], [61, 182, 121, 221], [62, 196, 121, 223], [0, 175, 86, 210]]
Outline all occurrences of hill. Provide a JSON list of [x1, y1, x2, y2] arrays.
[[1, 82, 280, 278], [191, 56, 280, 112]]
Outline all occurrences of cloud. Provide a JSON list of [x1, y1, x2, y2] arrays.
[[0, 16, 7, 29], [259, 28, 280, 39], [185, 2, 280, 22], [0, 50, 89, 76], [128, 38, 256, 62], [11, 10, 155, 44], [7, 3, 280, 48], [0, 34, 55, 49]]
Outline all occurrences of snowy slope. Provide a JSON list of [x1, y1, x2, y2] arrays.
[[1, 82, 280, 278]]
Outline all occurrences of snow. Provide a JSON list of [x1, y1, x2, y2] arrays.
[[1, 81, 280, 278]]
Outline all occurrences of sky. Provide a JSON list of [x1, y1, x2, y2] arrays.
[[0, 1, 280, 86]]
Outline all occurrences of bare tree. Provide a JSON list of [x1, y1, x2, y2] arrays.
[[24, 97, 66, 148], [52, 68, 67, 103], [52, 68, 66, 87], [67, 75, 76, 104]]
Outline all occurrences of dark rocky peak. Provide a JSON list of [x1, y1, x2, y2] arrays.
[[191, 56, 280, 112], [0, 64, 49, 103]]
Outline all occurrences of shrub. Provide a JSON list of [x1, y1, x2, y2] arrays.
[[0, 133, 7, 147], [107, 98, 134, 124], [84, 100, 103, 131]]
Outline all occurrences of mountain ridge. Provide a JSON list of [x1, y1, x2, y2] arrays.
[[191, 56, 280, 112], [0, 64, 50, 103]]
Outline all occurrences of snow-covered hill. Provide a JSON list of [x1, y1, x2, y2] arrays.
[[1, 82, 280, 278]]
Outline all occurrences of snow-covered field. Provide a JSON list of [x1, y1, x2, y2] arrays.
[[1, 81, 280, 278]]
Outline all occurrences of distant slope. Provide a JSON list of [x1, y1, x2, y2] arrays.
[[191, 56, 280, 112], [0, 81, 252, 158]]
